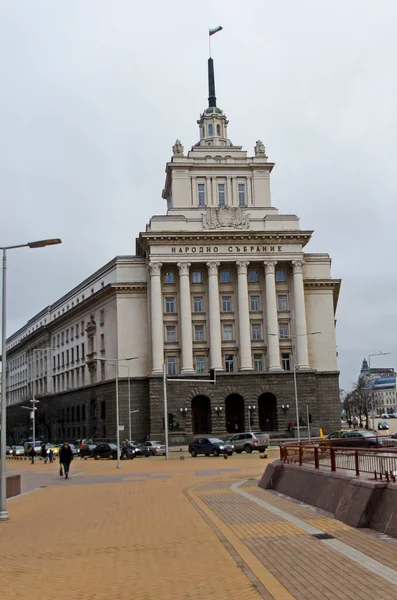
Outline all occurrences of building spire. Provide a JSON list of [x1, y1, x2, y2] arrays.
[[208, 58, 217, 108]]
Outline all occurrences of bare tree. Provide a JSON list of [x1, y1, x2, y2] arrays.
[[347, 378, 375, 430]]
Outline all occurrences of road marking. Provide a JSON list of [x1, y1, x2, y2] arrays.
[[188, 487, 295, 600], [233, 481, 397, 587]]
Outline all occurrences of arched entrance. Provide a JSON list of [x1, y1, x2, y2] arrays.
[[258, 393, 277, 431], [225, 394, 244, 434], [191, 396, 211, 434]]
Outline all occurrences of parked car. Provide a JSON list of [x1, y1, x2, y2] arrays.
[[6, 446, 14, 455], [68, 444, 79, 456], [324, 430, 345, 442], [380, 414, 389, 419], [327, 430, 383, 448], [189, 438, 234, 457], [144, 441, 166, 456], [226, 431, 269, 453], [388, 413, 397, 418], [129, 442, 150, 457], [45, 443, 60, 456], [92, 443, 118, 460], [378, 421, 389, 431], [79, 443, 97, 459], [13, 446, 26, 456]]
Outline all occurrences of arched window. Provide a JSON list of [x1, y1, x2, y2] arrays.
[[208, 123, 213, 137], [216, 124, 221, 136]]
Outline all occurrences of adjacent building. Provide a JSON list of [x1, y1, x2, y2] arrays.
[[5, 58, 341, 444], [359, 359, 396, 415]]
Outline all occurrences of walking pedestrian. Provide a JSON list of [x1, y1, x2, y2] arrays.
[[48, 448, 54, 464], [347, 418, 352, 429], [29, 445, 35, 465], [352, 416, 358, 429], [59, 442, 73, 479], [41, 442, 48, 464]]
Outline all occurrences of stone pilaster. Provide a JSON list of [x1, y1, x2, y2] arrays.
[[292, 260, 310, 369], [177, 262, 194, 373], [236, 261, 253, 370], [264, 260, 282, 371], [149, 262, 163, 374], [206, 261, 223, 370]]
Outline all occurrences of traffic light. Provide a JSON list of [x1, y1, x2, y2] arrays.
[[209, 369, 216, 385]]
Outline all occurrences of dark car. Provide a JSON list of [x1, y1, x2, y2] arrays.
[[79, 443, 97, 459], [92, 443, 118, 460], [188, 438, 234, 457], [129, 442, 150, 457], [378, 421, 389, 431], [330, 430, 383, 448]]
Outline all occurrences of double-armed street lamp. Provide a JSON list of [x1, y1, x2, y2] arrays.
[[0, 238, 62, 522], [96, 356, 138, 469]]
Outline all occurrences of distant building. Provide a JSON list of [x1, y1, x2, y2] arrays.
[[359, 358, 396, 414], [5, 57, 341, 444]]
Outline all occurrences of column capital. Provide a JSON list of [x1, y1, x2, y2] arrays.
[[148, 262, 162, 276], [206, 261, 220, 276], [236, 260, 250, 274], [177, 262, 191, 276], [264, 260, 277, 274], [292, 260, 305, 274]]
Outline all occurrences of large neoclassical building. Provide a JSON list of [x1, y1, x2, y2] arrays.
[[6, 59, 341, 443]]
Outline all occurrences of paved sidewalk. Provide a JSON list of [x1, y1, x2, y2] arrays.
[[190, 478, 397, 600], [3, 456, 397, 599]]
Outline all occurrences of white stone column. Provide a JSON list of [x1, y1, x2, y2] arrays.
[[149, 262, 164, 374], [206, 177, 212, 205], [236, 261, 253, 370], [191, 176, 197, 206], [177, 262, 194, 373], [232, 177, 238, 206], [264, 260, 282, 371], [212, 177, 217, 206], [226, 177, 232, 206], [206, 261, 223, 370], [292, 260, 310, 369]]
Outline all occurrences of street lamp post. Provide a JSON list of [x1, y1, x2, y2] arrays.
[[96, 356, 138, 468], [368, 351, 391, 431], [0, 238, 61, 522]]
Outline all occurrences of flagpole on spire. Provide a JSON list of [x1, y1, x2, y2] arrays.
[[208, 25, 223, 58], [208, 26, 212, 57]]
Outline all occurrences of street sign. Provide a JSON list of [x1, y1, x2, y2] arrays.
[[118, 425, 124, 431]]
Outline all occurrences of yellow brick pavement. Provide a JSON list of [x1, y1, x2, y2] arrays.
[[2, 456, 266, 600]]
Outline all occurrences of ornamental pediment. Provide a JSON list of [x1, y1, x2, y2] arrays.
[[203, 206, 250, 230]]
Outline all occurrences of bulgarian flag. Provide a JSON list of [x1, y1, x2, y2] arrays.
[[209, 26, 223, 36]]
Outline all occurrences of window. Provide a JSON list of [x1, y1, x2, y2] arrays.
[[220, 270, 231, 283], [194, 325, 205, 342], [53, 356, 56, 370], [82, 405, 86, 421], [164, 272, 174, 284], [192, 271, 202, 284], [253, 354, 263, 372], [66, 329, 69, 343], [195, 355, 205, 374], [81, 343, 85, 359], [165, 297, 175, 313], [218, 183, 225, 205], [167, 356, 177, 375], [193, 296, 203, 312], [223, 324, 233, 341], [57, 355, 60, 368], [61, 332, 64, 344], [100, 310, 104, 325], [216, 124, 221, 136], [61, 352, 65, 367], [76, 345, 80, 361], [250, 295, 260, 311], [208, 123, 213, 136], [281, 353, 291, 371], [224, 354, 234, 373], [276, 269, 287, 283], [198, 183, 206, 206], [166, 325, 177, 343], [279, 323, 289, 339], [248, 270, 259, 283], [251, 323, 262, 340], [101, 401, 106, 420], [100, 334, 105, 351], [70, 348, 74, 363], [76, 323, 79, 337], [222, 296, 232, 312], [238, 183, 246, 206], [278, 295, 288, 311], [81, 320, 85, 335]]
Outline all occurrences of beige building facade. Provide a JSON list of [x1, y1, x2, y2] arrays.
[[5, 59, 341, 443]]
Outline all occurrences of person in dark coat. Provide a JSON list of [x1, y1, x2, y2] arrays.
[[59, 443, 73, 479], [29, 445, 35, 465], [41, 443, 48, 464]]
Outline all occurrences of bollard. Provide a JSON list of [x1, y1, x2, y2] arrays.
[[330, 447, 336, 472], [314, 446, 319, 469]]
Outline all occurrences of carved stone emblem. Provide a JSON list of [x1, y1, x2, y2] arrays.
[[203, 206, 250, 230]]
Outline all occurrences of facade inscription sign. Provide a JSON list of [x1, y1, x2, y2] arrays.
[[170, 244, 282, 254]]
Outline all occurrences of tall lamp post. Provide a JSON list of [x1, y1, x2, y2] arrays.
[[368, 351, 391, 431], [96, 356, 138, 468], [269, 331, 321, 442], [0, 238, 62, 522]]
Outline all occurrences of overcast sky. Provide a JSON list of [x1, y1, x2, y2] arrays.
[[1, 0, 396, 391]]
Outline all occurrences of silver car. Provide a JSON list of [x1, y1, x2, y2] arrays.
[[226, 431, 269, 453], [144, 440, 166, 456]]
